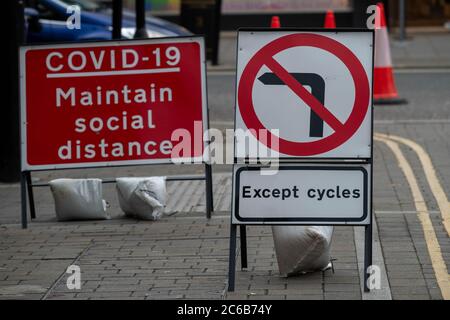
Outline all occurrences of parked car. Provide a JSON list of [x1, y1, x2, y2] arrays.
[[24, 0, 191, 43]]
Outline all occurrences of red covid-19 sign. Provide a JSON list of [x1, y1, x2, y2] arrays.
[[20, 37, 208, 170]]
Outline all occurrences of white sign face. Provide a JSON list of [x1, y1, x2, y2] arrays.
[[234, 30, 374, 159], [232, 164, 371, 225]]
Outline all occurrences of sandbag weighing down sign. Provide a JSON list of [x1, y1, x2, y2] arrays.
[[235, 30, 374, 159], [20, 37, 208, 170]]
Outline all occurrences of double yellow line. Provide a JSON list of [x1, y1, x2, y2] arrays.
[[375, 133, 450, 299]]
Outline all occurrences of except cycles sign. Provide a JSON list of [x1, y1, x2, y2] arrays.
[[20, 37, 208, 170], [232, 164, 371, 225], [235, 30, 374, 159]]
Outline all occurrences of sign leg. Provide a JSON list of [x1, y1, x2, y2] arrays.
[[20, 171, 27, 229], [228, 224, 237, 292], [25, 171, 36, 219], [205, 163, 214, 219], [363, 224, 373, 292], [240, 225, 248, 269]]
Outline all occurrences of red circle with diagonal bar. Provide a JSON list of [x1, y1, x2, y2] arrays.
[[238, 33, 370, 156]]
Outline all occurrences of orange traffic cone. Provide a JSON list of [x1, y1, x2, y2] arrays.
[[373, 2, 406, 104], [271, 16, 281, 28], [324, 10, 336, 28]]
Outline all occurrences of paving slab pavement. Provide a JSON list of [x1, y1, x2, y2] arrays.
[[1, 121, 449, 299]]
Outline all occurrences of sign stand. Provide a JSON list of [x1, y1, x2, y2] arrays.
[[20, 164, 214, 229], [227, 167, 373, 292], [19, 36, 213, 228], [228, 224, 373, 292], [229, 29, 375, 293], [228, 198, 373, 293], [227, 224, 249, 292], [20, 171, 28, 229], [364, 224, 373, 292]]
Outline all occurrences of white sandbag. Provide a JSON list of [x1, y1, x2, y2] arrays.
[[272, 226, 333, 277], [49, 178, 109, 221], [116, 177, 167, 220]]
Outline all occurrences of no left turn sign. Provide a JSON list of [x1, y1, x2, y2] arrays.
[[234, 30, 374, 159]]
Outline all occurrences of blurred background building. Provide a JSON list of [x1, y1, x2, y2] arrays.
[[121, 0, 450, 29]]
